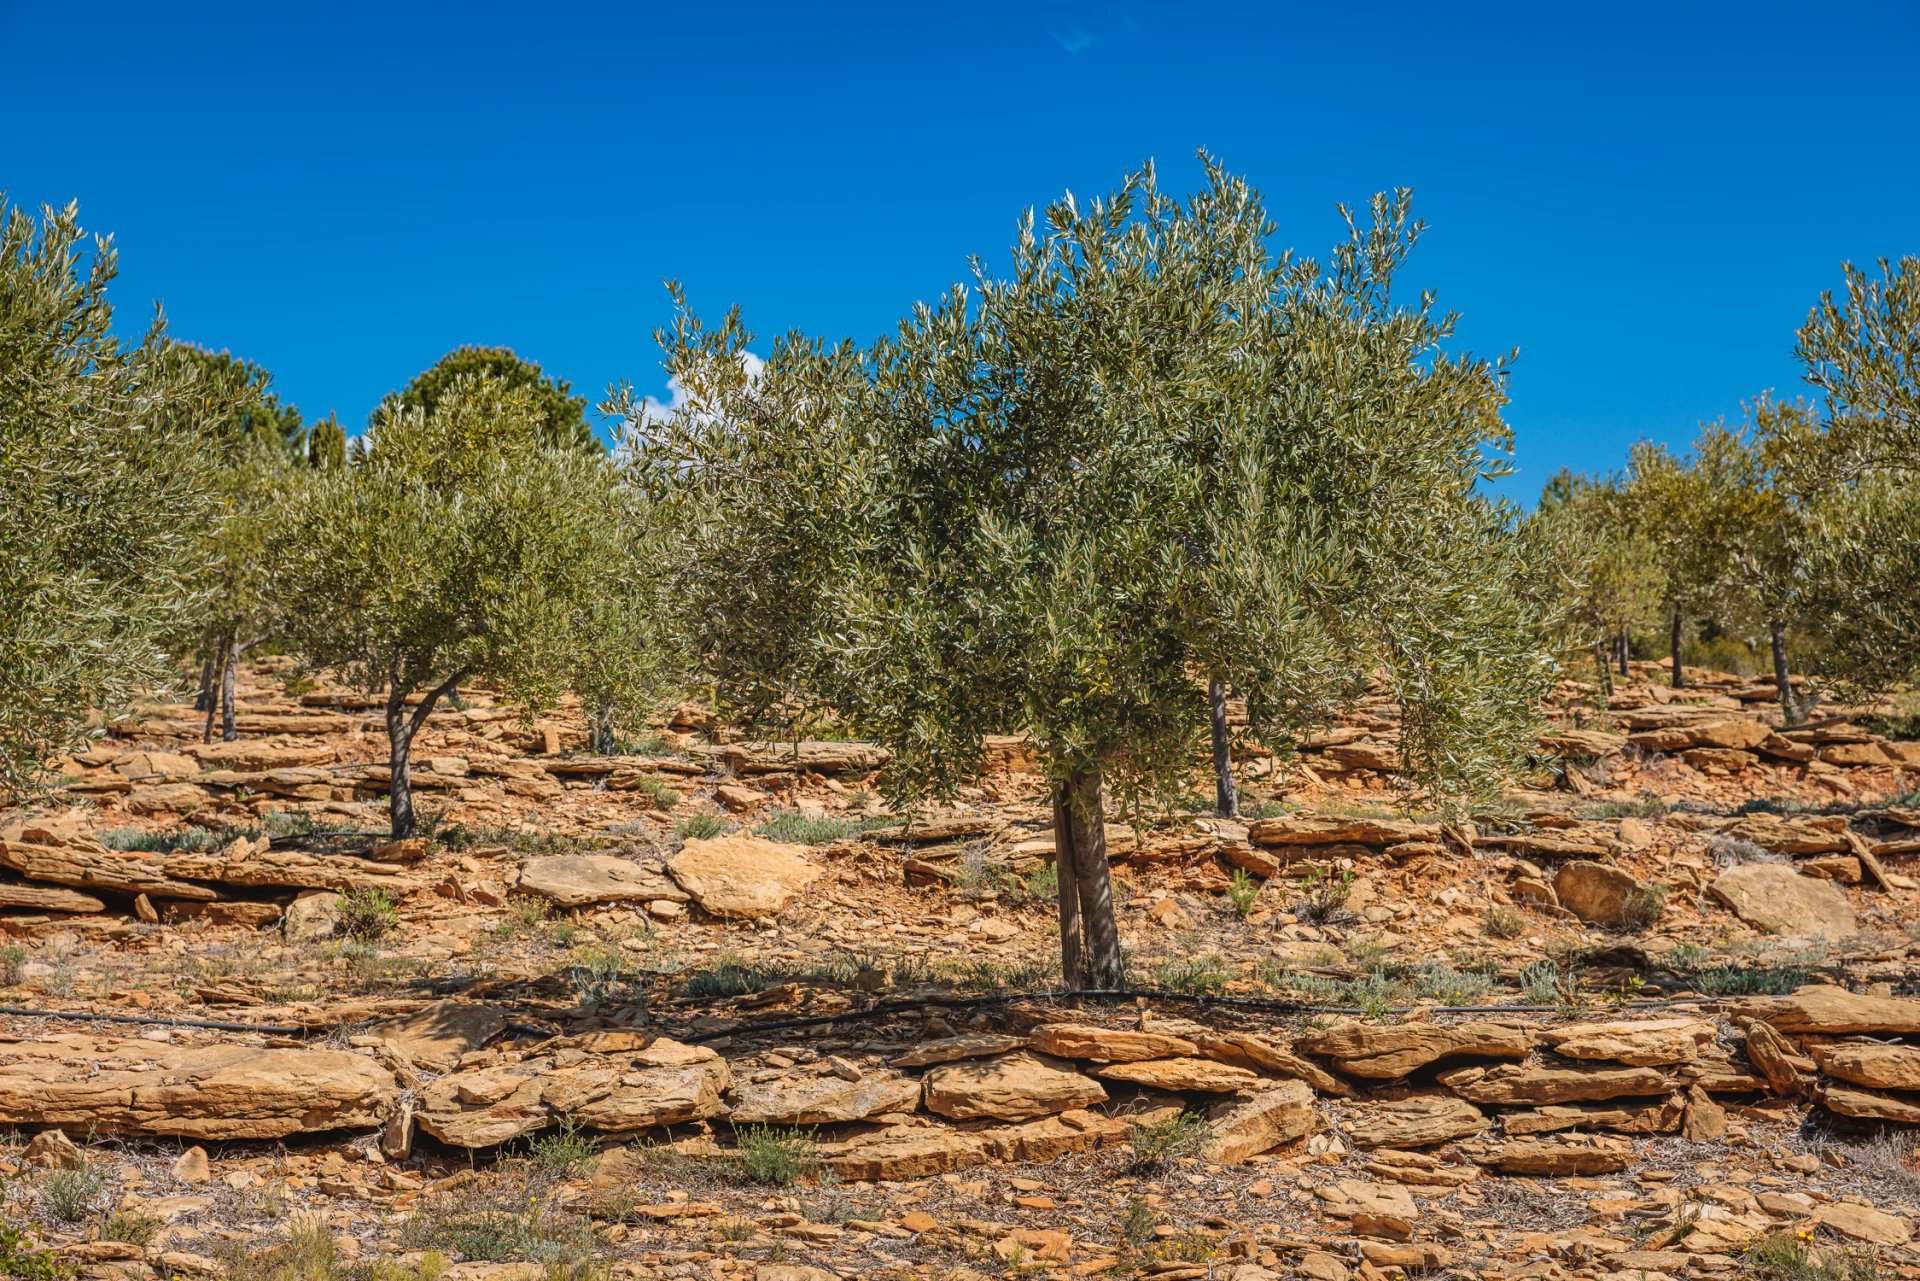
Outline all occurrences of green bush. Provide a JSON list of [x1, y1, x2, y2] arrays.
[[1126, 1111, 1211, 1172], [339, 887, 398, 940], [731, 1125, 817, 1186], [0, 1226, 71, 1281], [675, 813, 729, 841], [36, 1163, 103, 1222], [1225, 868, 1261, 918], [754, 810, 864, 845]]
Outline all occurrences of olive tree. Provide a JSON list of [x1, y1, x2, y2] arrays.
[[272, 375, 615, 837], [394, 345, 600, 454], [0, 197, 213, 799], [622, 161, 1555, 987], [1796, 255, 1919, 476], [1530, 471, 1662, 695]]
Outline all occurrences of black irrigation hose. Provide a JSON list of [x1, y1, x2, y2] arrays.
[[673, 987, 1730, 1044]]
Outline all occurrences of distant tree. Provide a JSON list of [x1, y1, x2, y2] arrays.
[[155, 341, 306, 458], [394, 345, 599, 454], [307, 412, 348, 469], [1529, 471, 1661, 695], [0, 197, 213, 798], [272, 375, 614, 837], [623, 162, 1555, 988]]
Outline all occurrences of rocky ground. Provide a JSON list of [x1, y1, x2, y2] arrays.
[[4, 657, 1920, 1281]]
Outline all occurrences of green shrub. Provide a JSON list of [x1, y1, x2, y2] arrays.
[[529, 1119, 598, 1176], [731, 1125, 816, 1186], [1126, 1111, 1211, 1172], [1148, 953, 1228, 995], [565, 944, 628, 1008], [1294, 866, 1354, 924], [1689, 964, 1811, 996], [1485, 905, 1527, 939], [339, 887, 398, 941], [675, 813, 729, 841], [0, 1226, 72, 1281], [625, 775, 681, 809], [0, 944, 25, 986], [1747, 1230, 1882, 1281], [1225, 868, 1260, 918], [1620, 884, 1670, 932], [96, 1212, 160, 1246], [36, 1163, 103, 1222], [754, 810, 863, 845], [681, 956, 768, 999]]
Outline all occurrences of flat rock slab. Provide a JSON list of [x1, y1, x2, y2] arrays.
[[1028, 1023, 1197, 1062], [516, 855, 687, 908], [1538, 1018, 1717, 1067], [1095, 1057, 1260, 1093], [0, 1034, 396, 1139], [1736, 986, 1920, 1035], [890, 1034, 1028, 1068], [817, 1125, 988, 1180], [369, 1001, 512, 1071], [1297, 1021, 1534, 1079], [1441, 1062, 1677, 1106], [416, 1037, 729, 1147], [1202, 1081, 1320, 1163], [1708, 863, 1856, 939], [667, 836, 820, 918], [922, 1052, 1106, 1121], [1553, 860, 1651, 928], [1812, 1042, 1920, 1091], [1195, 1032, 1350, 1096], [1343, 1096, 1488, 1149], [1247, 815, 1439, 848], [1466, 1136, 1633, 1175], [729, 1070, 921, 1125]]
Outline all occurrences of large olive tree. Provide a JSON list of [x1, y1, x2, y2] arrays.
[[272, 375, 616, 837], [0, 198, 213, 799], [622, 161, 1555, 987]]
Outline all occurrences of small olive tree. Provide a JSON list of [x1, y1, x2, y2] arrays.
[[1529, 471, 1662, 695], [272, 375, 614, 837], [0, 197, 213, 799], [623, 161, 1555, 987]]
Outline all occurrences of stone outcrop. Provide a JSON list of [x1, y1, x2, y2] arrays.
[[666, 836, 820, 918]]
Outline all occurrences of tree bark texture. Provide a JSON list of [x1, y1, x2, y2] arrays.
[[1770, 621, 1800, 726], [219, 634, 238, 742], [1209, 675, 1238, 818], [385, 670, 468, 839], [1670, 611, 1686, 689]]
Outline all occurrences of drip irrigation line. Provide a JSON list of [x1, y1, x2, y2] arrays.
[[674, 987, 1728, 1044]]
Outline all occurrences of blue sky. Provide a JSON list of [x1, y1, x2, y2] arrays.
[[5, 0, 1916, 500]]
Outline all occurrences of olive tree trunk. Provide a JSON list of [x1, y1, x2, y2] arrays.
[[590, 696, 616, 754], [1616, 628, 1630, 677], [1050, 767, 1125, 989], [1770, 620, 1801, 726], [194, 652, 216, 712], [1208, 675, 1238, 818], [384, 670, 467, 839], [1669, 610, 1685, 689], [219, 633, 239, 742], [1593, 643, 1614, 697]]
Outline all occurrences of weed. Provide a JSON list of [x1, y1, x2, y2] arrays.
[[98, 825, 224, 853], [565, 944, 630, 1007], [0, 1226, 71, 1281], [623, 775, 681, 809], [675, 813, 730, 841], [0, 944, 25, 986], [1127, 1111, 1211, 1172], [681, 956, 769, 999], [1689, 964, 1812, 996], [1576, 794, 1671, 820], [1225, 868, 1261, 918], [1120, 1195, 1157, 1247], [731, 1125, 816, 1186], [1747, 1230, 1882, 1280], [1520, 959, 1579, 1006], [1485, 905, 1527, 939], [1294, 865, 1354, 924], [754, 810, 865, 845], [95, 1211, 160, 1246], [36, 1163, 104, 1222], [614, 733, 682, 758], [1411, 958, 1495, 1005], [529, 1118, 598, 1175], [1344, 969, 1403, 1020], [1149, 953, 1229, 995], [1620, 883, 1670, 932], [1016, 862, 1058, 905], [339, 887, 398, 941]]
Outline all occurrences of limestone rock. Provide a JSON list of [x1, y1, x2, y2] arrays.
[[1195, 1031, 1351, 1096], [1467, 1135, 1633, 1175], [1343, 1096, 1488, 1149], [1821, 1084, 1920, 1125], [1812, 1042, 1920, 1091], [1247, 815, 1439, 848], [1538, 1018, 1716, 1066], [922, 1052, 1106, 1121], [23, 1128, 84, 1169], [1812, 1201, 1912, 1245], [167, 837, 418, 895], [1736, 985, 1920, 1035], [667, 836, 820, 918], [0, 1034, 395, 1139], [1296, 1021, 1534, 1079], [1441, 1062, 1677, 1106], [516, 855, 688, 908], [1028, 1023, 1198, 1062], [890, 1034, 1027, 1068], [729, 1070, 921, 1125], [282, 891, 345, 944], [370, 1001, 511, 1071], [1552, 860, 1652, 928], [816, 1125, 989, 1180], [976, 1108, 1129, 1162], [1721, 813, 1850, 855], [416, 1038, 729, 1147], [1200, 1081, 1319, 1163], [0, 881, 105, 913], [1707, 864, 1856, 939], [1095, 1057, 1260, 1093]]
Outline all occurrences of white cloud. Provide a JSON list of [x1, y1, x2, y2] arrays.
[[628, 349, 766, 429]]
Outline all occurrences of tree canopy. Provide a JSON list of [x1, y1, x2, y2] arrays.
[[0, 197, 215, 799], [621, 159, 1556, 984], [393, 345, 599, 454]]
